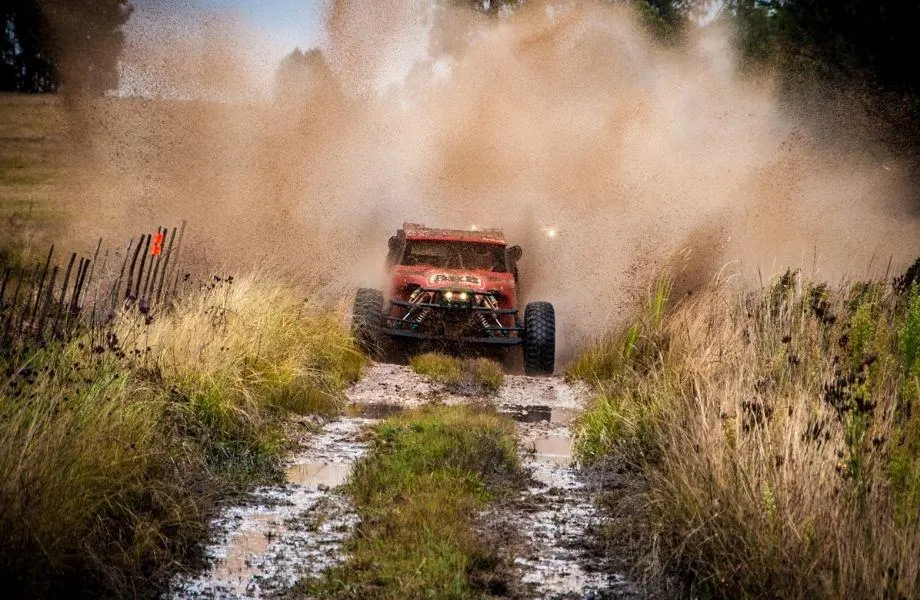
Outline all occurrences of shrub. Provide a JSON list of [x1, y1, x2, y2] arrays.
[[467, 357, 505, 392], [410, 352, 463, 385], [411, 352, 506, 395]]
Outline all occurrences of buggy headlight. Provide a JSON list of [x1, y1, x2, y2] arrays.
[[443, 291, 469, 302]]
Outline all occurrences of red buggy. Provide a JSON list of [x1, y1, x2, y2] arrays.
[[352, 223, 556, 375]]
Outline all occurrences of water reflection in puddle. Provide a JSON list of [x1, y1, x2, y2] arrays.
[[285, 461, 352, 488], [528, 434, 574, 466], [171, 418, 371, 599], [211, 514, 277, 583], [500, 404, 579, 425]]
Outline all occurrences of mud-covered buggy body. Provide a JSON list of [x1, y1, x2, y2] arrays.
[[352, 223, 555, 375]]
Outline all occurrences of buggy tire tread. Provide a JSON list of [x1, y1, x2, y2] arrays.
[[523, 301, 555, 375], [352, 288, 384, 359]]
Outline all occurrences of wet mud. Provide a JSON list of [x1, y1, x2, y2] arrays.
[[496, 385, 639, 599], [170, 362, 634, 599], [347, 363, 639, 599], [168, 418, 372, 599]]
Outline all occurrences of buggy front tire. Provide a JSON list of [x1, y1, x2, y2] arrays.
[[523, 301, 555, 375], [352, 288, 385, 359]]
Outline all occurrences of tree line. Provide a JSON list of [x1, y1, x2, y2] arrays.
[[463, 0, 920, 159], [5, 0, 920, 154], [2, 0, 131, 94]]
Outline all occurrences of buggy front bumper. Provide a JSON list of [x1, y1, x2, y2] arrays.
[[383, 289, 523, 345]]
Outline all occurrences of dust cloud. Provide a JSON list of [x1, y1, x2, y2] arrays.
[[58, 0, 919, 360]]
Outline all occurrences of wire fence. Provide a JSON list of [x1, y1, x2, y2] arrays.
[[0, 221, 187, 350]]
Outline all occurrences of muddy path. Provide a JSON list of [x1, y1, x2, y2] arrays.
[[168, 363, 637, 599]]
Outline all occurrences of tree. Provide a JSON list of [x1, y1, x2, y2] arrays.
[[274, 47, 341, 102], [460, 0, 523, 15], [726, 1, 920, 157], [1, 0, 132, 94], [728, 1, 920, 89], [2, 1, 59, 92]]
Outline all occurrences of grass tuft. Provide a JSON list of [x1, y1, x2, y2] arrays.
[[410, 352, 505, 395], [467, 357, 505, 392], [411, 352, 463, 385], [301, 405, 520, 599]]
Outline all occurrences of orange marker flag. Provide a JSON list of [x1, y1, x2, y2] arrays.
[[152, 231, 165, 256]]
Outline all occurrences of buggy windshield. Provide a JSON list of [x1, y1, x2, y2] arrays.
[[401, 241, 508, 272]]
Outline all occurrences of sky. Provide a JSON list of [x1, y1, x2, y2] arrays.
[[193, 0, 327, 54], [134, 0, 328, 61], [122, 0, 436, 98], [121, 0, 332, 98]]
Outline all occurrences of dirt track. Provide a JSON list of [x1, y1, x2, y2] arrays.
[[170, 363, 638, 599]]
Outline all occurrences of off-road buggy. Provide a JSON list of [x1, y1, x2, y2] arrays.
[[352, 223, 555, 375]]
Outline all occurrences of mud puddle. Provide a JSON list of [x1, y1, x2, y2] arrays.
[[347, 399, 578, 427], [501, 419, 637, 599], [168, 418, 373, 599], [501, 404, 580, 425]]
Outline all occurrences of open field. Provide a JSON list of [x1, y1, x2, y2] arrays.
[[0, 94, 69, 261]]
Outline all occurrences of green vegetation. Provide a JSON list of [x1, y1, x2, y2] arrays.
[[410, 352, 505, 394], [0, 273, 364, 598], [302, 405, 520, 599], [411, 352, 464, 385], [3, 1, 131, 94], [571, 270, 920, 599], [467, 357, 505, 392]]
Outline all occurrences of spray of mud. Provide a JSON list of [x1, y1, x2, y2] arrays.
[[56, 0, 919, 360]]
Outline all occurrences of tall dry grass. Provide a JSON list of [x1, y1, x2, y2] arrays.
[[571, 269, 920, 599], [0, 273, 363, 598]]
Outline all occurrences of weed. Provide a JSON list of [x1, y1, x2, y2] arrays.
[[900, 286, 920, 376], [411, 351, 463, 385], [410, 352, 506, 395], [467, 357, 505, 392]]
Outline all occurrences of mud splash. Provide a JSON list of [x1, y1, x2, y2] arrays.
[[53, 1, 919, 366], [169, 418, 372, 599]]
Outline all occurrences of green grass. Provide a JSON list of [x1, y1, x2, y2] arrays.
[[301, 405, 521, 599], [571, 270, 920, 599], [0, 273, 364, 598], [467, 357, 505, 392], [411, 352, 464, 385], [410, 352, 505, 395]]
